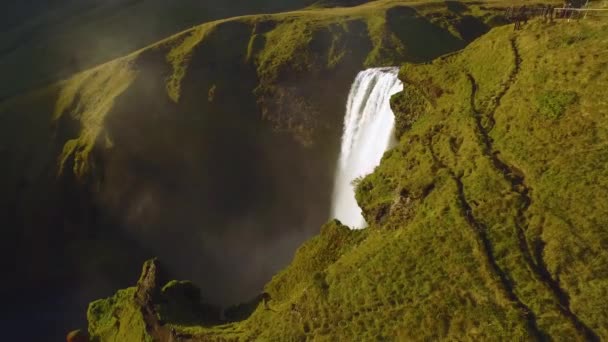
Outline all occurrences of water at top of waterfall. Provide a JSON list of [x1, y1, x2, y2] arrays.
[[331, 67, 403, 229]]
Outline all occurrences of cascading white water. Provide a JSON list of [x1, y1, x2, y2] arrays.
[[331, 67, 403, 229]]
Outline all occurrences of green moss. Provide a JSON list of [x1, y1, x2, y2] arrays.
[[391, 84, 430, 139], [537, 91, 578, 119], [355, 18, 608, 339], [53, 58, 137, 179], [256, 20, 315, 81], [87, 287, 152, 342], [164, 24, 215, 102], [265, 219, 367, 301]]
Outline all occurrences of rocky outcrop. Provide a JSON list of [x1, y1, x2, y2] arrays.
[[134, 259, 176, 342], [87, 259, 224, 341]]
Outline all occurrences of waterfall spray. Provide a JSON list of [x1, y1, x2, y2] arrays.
[[331, 67, 403, 229]]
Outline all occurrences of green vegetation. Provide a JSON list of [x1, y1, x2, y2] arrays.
[[8, 4, 486, 332], [6, 0, 608, 341], [537, 91, 579, 119], [53, 59, 137, 179], [266, 220, 368, 301], [356, 18, 608, 340], [87, 288, 152, 342], [88, 16, 608, 341], [164, 24, 215, 103], [0, 0, 335, 100], [0, 0, 502, 183]]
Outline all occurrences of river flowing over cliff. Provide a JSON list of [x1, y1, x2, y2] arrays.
[[331, 67, 403, 228]]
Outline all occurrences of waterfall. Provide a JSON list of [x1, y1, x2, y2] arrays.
[[331, 67, 403, 229]]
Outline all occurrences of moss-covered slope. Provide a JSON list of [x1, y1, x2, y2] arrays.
[[360, 18, 608, 340], [87, 16, 608, 341]]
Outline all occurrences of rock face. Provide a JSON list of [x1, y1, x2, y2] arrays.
[[85, 260, 167, 342], [134, 259, 176, 342], [135, 259, 164, 307], [88, 259, 222, 341], [133, 259, 222, 341]]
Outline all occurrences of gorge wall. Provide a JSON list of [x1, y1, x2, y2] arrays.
[[0, 0, 374, 100]]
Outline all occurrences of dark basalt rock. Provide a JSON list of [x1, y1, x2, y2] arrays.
[[135, 258, 166, 307], [132, 259, 222, 341]]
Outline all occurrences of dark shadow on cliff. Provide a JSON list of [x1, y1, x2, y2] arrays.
[[223, 293, 272, 322], [445, 1, 468, 14], [386, 6, 489, 63], [453, 15, 490, 41], [0, 80, 157, 341], [386, 6, 465, 63], [95, 19, 355, 308]]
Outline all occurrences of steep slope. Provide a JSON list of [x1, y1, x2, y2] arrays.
[[360, 17, 608, 339], [86, 16, 608, 341], [0, 0, 370, 100], [0, 1, 499, 340]]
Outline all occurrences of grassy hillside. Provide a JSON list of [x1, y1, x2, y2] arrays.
[[0, 0, 371, 100], [85, 14, 608, 341]]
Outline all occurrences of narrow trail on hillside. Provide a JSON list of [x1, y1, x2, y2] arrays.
[[478, 38, 521, 132], [466, 37, 599, 341], [426, 135, 544, 340]]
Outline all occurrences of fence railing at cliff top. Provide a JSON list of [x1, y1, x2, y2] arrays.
[[554, 7, 608, 18]]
